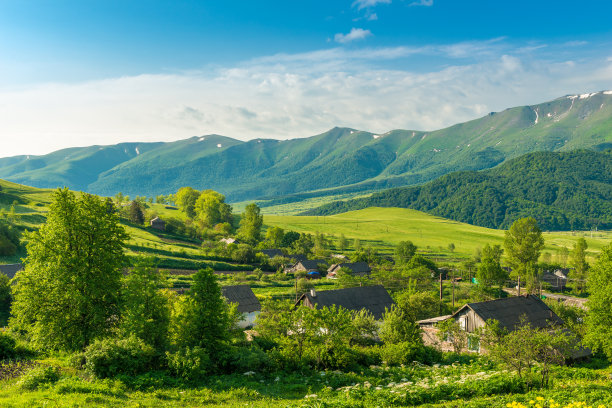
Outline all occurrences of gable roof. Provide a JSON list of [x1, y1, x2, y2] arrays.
[[295, 259, 327, 271], [0, 264, 23, 280], [328, 262, 371, 274], [452, 295, 564, 331], [221, 285, 261, 314], [296, 285, 394, 319], [260, 249, 284, 258]]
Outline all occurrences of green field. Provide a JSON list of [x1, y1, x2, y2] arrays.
[[264, 207, 611, 262]]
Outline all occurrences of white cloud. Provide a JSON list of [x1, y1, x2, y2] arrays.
[[352, 0, 391, 10], [1, 40, 611, 157], [334, 28, 373, 44]]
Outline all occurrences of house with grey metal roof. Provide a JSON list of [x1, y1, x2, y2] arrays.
[[295, 285, 394, 320], [326, 262, 371, 278], [222, 284, 261, 328]]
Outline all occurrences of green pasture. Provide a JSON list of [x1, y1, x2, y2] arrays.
[[264, 207, 611, 262]]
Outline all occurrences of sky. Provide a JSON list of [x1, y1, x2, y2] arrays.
[[1, 0, 612, 157]]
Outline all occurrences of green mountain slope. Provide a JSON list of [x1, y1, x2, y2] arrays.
[[1, 91, 612, 201], [302, 150, 612, 231]]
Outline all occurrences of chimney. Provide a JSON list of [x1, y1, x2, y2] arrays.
[[310, 289, 317, 297]]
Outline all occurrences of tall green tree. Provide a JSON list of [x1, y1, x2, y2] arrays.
[[128, 200, 145, 224], [11, 189, 128, 351], [584, 243, 612, 360], [337, 233, 348, 252], [169, 268, 234, 358], [568, 238, 589, 294], [237, 203, 263, 244], [504, 217, 544, 292], [265, 226, 284, 248], [194, 190, 232, 227], [175, 187, 200, 218], [119, 258, 170, 350], [476, 244, 507, 290], [395, 240, 417, 264]]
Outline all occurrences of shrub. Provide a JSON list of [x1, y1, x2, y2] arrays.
[[0, 331, 16, 360], [166, 346, 212, 381], [18, 366, 60, 390], [84, 335, 156, 379]]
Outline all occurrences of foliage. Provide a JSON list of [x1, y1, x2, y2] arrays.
[[166, 346, 211, 381], [194, 190, 232, 227], [476, 244, 507, 290], [168, 268, 234, 362], [11, 188, 128, 351], [0, 331, 16, 359], [0, 273, 10, 304], [568, 238, 589, 294], [238, 203, 263, 244], [119, 258, 171, 350], [175, 187, 200, 218], [0, 218, 20, 256], [394, 291, 450, 321], [304, 150, 612, 232], [437, 319, 467, 353], [379, 304, 423, 346], [83, 335, 157, 379], [483, 317, 577, 388], [17, 365, 61, 390], [395, 240, 417, 264], [264, 226, 284, 248], [504, 217, 544, 291], [584, 243, 612, 360], [127, 200, 144, 224]]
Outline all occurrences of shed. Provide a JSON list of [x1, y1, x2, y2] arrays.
[[0, 263, 23, 280], [222, 284, 261, 328], [295, 285, 394, 320], [150, 216, 166, 231], [327, 262, 371, 278]]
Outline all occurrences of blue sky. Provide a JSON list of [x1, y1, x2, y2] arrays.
[[1, 0, 612, 156]]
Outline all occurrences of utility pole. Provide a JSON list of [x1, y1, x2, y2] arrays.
[[439, 273, 443, 300], [517, 276, 521, 296], [452, 269, 455, 309]]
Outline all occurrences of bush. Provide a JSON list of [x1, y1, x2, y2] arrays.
[[84, 336, 156, 379], [379, 341, 423, 366], [0, 331, 16, 360], [166, 346, 212, 381], [223, 345, 273, 373], [18, 366, 60, 390]]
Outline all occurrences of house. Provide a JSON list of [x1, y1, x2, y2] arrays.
[[331, 254, 349, 262], [259, 249, 285, 259], [285, 259, 327, 274], [221, 285, 261, 328], [150, 216, 166, 231], [220, 237, 239, 245], [418, 295, 565, 352], [295, 285, 394, 320], [0, 263, 23, 280], [326, 262, 371, 279], [539, 272, 567, 291]]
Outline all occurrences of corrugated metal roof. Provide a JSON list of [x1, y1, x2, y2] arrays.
[[222, 284, 261, 313], [453, 295, 563, 331], [0, 264, 23, 280], [297, 285, 394, 319]]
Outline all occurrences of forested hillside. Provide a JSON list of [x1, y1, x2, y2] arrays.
[[1, 92, 612, 201], [303, 150, 612, 231]]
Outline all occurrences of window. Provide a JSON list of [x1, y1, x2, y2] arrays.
[[467, 335, 480, 352]]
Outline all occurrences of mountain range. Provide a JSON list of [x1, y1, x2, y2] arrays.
[[1, 91, 612, 202]]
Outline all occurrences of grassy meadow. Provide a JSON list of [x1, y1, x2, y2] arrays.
[[264, 207, 612, 263]]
